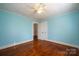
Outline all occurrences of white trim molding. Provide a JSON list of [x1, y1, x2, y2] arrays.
[[0, 39, 32, 50], [0, 39, 79, 50], [48, 39, 79, 49]]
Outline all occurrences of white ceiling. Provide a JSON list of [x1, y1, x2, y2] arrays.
[[0, 3, 79, 22]]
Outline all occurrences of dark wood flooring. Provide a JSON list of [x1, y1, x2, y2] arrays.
[[0, 39, 79, 56]]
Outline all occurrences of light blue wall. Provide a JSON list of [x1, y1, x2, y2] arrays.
[[0, 10, 33, 47], [47, 11, 79, 46]]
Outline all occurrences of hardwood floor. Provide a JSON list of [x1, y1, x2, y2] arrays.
[[0, 39, 79, 56]]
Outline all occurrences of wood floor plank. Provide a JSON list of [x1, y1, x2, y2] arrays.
[[0, 40, 79, 56]]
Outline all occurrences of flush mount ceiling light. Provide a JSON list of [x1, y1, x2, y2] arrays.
[[33, 3, 46, 14]]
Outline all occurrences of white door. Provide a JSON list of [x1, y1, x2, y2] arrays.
[[38, 21, 48, 40]]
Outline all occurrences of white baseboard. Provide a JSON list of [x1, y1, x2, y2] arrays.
[[48, 39, 79, 49], [0, 39, 32, 50], [0, 39, 79, 50]]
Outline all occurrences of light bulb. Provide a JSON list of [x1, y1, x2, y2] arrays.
[[37, 10, 43, 14]]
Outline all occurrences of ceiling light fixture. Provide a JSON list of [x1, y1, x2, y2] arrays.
[[33, 3, 46, 14]]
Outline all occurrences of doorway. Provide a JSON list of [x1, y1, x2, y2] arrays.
[[33, 21, 48, 40], [33, 23, 38, 40]]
